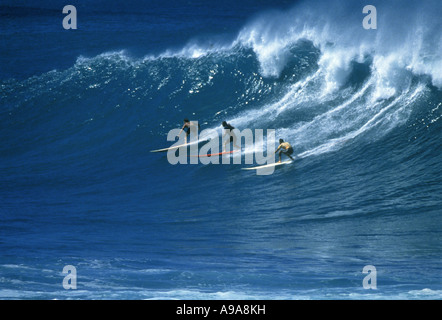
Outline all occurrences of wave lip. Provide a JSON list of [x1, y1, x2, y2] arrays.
[[233, 0, 442, 88]]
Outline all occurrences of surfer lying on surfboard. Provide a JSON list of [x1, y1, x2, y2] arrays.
[[275, 139, 295, 163], [222, 121, 241, 152], [178, 118, 200, 144]]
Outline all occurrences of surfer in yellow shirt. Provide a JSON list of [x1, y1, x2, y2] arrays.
[[275, 139, 295, 163]]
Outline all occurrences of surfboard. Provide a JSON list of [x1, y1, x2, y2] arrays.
[[150, 139, 209, 153], [195, 150, 240, 157], [242, 160, 292, 170]]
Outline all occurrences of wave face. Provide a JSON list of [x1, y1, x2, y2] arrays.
[[0, 0, 441, 299]]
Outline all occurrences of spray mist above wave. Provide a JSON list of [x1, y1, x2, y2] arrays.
[[235, 0, 441, 88]]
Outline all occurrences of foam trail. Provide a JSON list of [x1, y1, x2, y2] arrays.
[[297, 84, 426, 159], [228, 70, 322, 128]]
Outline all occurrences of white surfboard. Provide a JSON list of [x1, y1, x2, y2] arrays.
[[242, 160, 292, 170], [150, 139, 209, 153]]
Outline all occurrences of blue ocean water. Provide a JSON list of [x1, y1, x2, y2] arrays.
[[0, 0, 441, 299]]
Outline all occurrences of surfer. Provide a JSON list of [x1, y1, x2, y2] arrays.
[[178, 119, 200, 144], [222, 121, 240, 152], [275, 139, 295, 163]]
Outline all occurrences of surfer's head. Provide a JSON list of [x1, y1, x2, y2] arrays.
[[222, 121, 227, 127], [184, 118, 189, 123], [279, 139, 284, 144]]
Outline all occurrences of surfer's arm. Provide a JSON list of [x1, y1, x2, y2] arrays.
[[275, 145, 281, 153], [178, 124, 186, 136]]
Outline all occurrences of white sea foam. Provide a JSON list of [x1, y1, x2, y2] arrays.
[[234, 0, 441, 88]]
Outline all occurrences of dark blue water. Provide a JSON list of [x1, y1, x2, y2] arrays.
[[1, 0, 441, 299]]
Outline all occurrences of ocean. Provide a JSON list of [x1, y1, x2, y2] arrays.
[[0, 0, 441, 299]]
